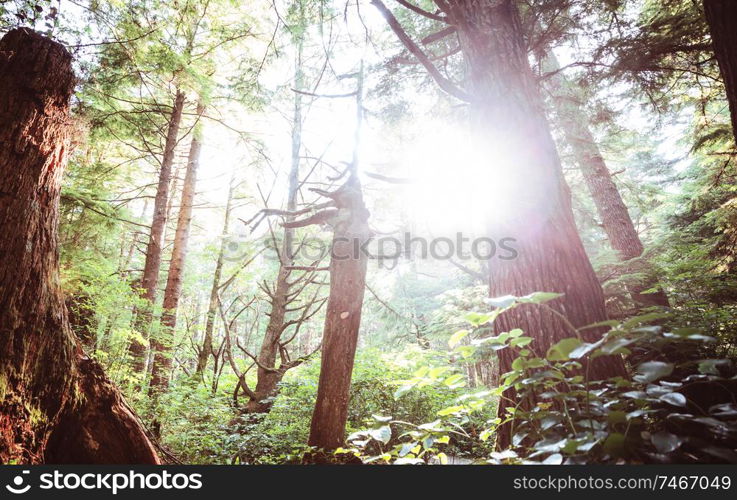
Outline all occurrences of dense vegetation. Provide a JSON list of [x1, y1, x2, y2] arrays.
[[1, 0, 736, 464]]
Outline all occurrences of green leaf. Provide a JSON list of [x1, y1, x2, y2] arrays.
[[607, 410, 627, 425], [603, 433, 626, 456], [601, 337, 637, 355], [622, 312, 669, 329], [519, 292, 564, 304], [546, 338, 583, 361], [510, 336, 532, 348], [634, 361, 674, 383], [398, 442, 416, 457], [448, 329, 469, 348], [464, 312, 493, 326], [569, 339, 604, 359], [651, 431, 683, 453], [370, 425, 392, 445], [437, 405, 464, 416], [698, 359, 729, 375], [542, 453, 563, 464], [372, 414, 393, 423], [443, 373, 466, 389], [659, 392, 687, 407], [394, 383, 415, 399], [485, 295, 517, 308]]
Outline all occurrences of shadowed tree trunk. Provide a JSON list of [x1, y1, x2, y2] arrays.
[[704, 0, 737, 142], [0, 28, 159, 464], [149, 102, 205, 397], [542, 52, 669, 309], [128, 89, 186, 375]]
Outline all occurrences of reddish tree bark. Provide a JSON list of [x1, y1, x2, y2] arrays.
[[128, 90, 186, 374], [543, 53, 669, 308], [372, 0, 628, 449], [0, 28, 159, 464], [447, 0, 626, 449], [307, 68, 369, 451], [306, 177, 370, 451], [704, 0, 737, 143], [149, 102, 204, 396]]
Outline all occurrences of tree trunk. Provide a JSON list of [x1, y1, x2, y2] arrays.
[[128, 90, 186, 375], [149, 102, 204, 396], [444, 0, 627, 449], [542, 52, 669, 308], [195, 172, 236, 376], [246, 42, 305, 413], [704, 0, 737, 143], [0, 28, 159, 464], [307, 67, 369, 452], [306, 177, 370, 451]]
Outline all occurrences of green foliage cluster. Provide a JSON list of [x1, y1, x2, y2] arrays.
[[342, 295, 737, 465]]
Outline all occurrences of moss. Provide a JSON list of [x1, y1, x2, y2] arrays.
[[28, 404, 46, 427]]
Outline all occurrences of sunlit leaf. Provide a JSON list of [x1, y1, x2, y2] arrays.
[[546, 338, 583, 361]]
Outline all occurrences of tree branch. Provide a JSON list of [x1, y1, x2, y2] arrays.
[[395, 0, 448, 22], [371, 0, 470, 102]]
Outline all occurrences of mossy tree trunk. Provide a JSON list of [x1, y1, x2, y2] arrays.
[[0, 28, 159, 464]]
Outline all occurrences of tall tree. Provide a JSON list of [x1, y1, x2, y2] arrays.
[[236, 34, 324, 414], [0, 28, 158, 464], [129, 89, 186, 374], [542, 52, 669, 308], [196, 173, 236, 377], [149, 101, 205, 397], [307, 67, 370, 451], [372, 0, 627, 448], [703, 0, 737, 142]]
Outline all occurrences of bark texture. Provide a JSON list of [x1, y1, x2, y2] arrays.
[[442, 0, 627, 448], [0, 28, 158, 464], [149, 102, 204, 396], [542, 53, 669, 308], [306, 177, 370, 451], [308, 69, 369, 451], [129, 90, 186, 374], [704, 0, 737, 143]]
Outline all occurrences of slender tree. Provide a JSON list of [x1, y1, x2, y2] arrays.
[[129, 89, 186, 374], [196, 172, 236, 376], [0, 28, 159, 464], [237, 37, 324, 414], [149, 102, 205, 396]]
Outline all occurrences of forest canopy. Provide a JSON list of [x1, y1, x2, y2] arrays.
[[1, 0, 737, 466]]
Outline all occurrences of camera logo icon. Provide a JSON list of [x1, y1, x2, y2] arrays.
[[6, 470, 31, 494]]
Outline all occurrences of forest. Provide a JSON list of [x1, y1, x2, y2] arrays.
[[1, 0, 737, 466]]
